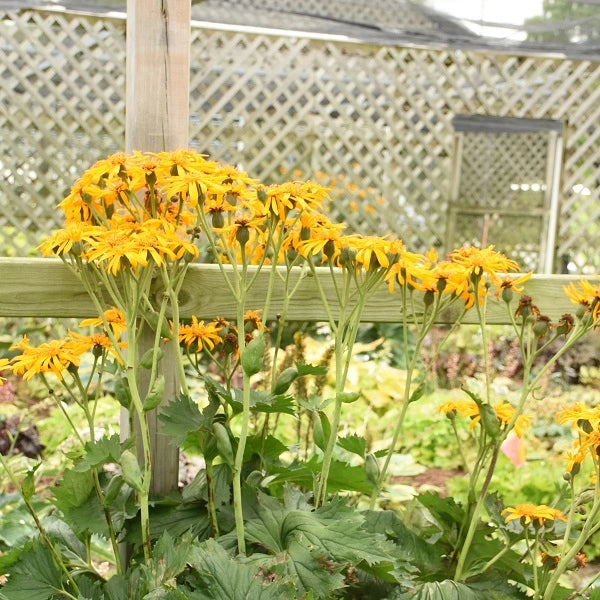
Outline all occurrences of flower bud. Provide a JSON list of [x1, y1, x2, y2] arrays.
[[501, 286, 513, 304], [236, 226, 250, 246], [257, 187, 268, 202], [323, 240, 336, 259], [532, 316, 551, 338], [424, 290, 435, 307], [211, 211, 225, 229]]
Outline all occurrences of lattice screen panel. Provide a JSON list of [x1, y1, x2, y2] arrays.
[[457, 132, 548, 210], [0, 9, 126, 254], [1, 8, 600, 272]]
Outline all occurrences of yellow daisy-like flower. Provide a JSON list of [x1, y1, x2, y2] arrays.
[[556, 402, 600, 429], [501, 504, 566, 526], [10, 336, 88, 380], [438, 399, 478, 418], [80, 308, 127, 338], [68, 331, 126, 363], [178, 317, 223, 352], [39, 222, 101, 257], [564, 279, 600, 324], [494, 272, 533, 300], [449, 245, 520, 284], [0, 358, 10, 385]]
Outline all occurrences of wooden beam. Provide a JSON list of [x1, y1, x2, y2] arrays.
[[0, 258, 593, 325], [126, 0, 191, 497]]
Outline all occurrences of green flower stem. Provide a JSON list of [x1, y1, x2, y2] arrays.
[[524, 527, 540, 599], [454, 443, 500, 581], [0, 453, 81, 596], [369, 285, 442, 509], [543, 471, 600, 599], [473, 288, 491, 404], [161, 261, 191, 397], [478, 531, 514, 575], [232, 246, 250, 554], [206, 459, 220, 537], [233, 370, 251, 554], [560, 478, 577, 554], [315, 269, 353, 507], [450, 418, 469, 472], [72, 373, 124, 576], [125, 320, 153, 562]]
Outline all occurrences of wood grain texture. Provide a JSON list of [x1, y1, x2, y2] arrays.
[[125, 0, 191, 497], [126, 0, 191, 152], [0, 257, 595, 325]]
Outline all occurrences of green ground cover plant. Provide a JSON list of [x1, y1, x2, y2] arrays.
[[1, 150, 600, 599]]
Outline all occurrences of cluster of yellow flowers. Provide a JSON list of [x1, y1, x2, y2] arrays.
[[556, 402, 600, 474], [438, 398, 532, 438], [37, 150, 534, 310]]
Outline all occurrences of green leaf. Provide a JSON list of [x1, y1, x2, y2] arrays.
[[52, 468, 94, 511], [140, 531, 190, 590], [337, 433, 366, 458], [126, 500, 211, 549], [44, 516, 86, 560], [0, 543, 62, 600], [187, 539, 293, 600], [277, 540, 346, 598], [362, 509, 443, 574], [159, 394, 204, 445], [267, 456, 374, 495], [396, 580, 480, 600], [296, 363, 328, 376], [244, 434, 287, 462], [104, 575, 129, 600], [0, 542, 29, 572], [231, 389, 295, 415], [73, 434, 123, 473], [417, 492, 466, 530]]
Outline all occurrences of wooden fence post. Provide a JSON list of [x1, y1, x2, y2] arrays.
[[124, 0, 191, 497]]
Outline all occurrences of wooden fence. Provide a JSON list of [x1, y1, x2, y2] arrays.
[[0, 257, 589, 326], [1, 7, 600, 272]]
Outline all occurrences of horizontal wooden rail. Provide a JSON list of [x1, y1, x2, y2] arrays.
[[0, 257, 595, 325]]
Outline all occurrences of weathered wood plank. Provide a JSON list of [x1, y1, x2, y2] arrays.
[[0, 257, 594, 325], [125, 0, 191, 498]]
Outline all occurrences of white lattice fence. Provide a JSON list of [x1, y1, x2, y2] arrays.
[[1, 8, 600, 271], [0, 8, 126, 254]]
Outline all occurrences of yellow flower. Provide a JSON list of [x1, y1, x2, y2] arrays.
[[564, 279, 600, 324], [10, 336, 88, 380], [0, 358, 9, 385], [84, 227, 147, 274], [68, 331, 126, 363], [449, 245, 520, 283], [350, 235, 398, 270], [297, 219, 346, 262], [495, 272, 533, 300], [556, 402, 600, 429], [178, 317, 223, 351], [385, 249, 436, 293], [438, 399, 478, 418], [80, 308, 127, 338], [39, 223, 101, 257], [501, 504, 566, 526]]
